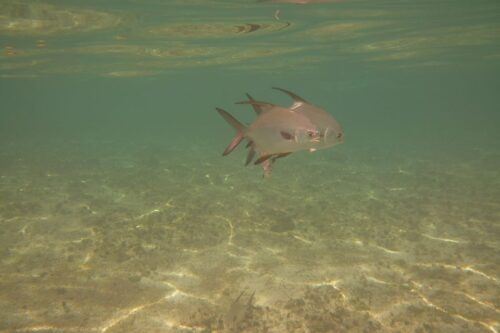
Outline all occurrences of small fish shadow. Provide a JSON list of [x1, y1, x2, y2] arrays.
[[221, 290, 256, 333]]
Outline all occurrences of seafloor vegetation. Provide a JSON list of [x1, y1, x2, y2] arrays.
[[0, 139, 498, 332]]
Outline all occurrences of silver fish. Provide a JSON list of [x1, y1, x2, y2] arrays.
[[216, 88, 343, 177]]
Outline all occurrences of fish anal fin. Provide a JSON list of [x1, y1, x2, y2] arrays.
[[275, 152, 292, 159], [245, 147, 256, 166]]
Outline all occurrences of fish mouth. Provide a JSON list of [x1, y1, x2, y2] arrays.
[[337, 132, 344, 143], [322, 128, 344, 144]]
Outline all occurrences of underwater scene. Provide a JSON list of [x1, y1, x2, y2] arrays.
[[1, 0, 499, 332]]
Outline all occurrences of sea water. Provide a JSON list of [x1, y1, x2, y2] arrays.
[[0, 0, 499, 332]]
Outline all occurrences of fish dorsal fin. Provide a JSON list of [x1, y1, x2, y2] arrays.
[[236, 100, 276, 113], [245, 93, 263, 115], [272, 87, 308, 110]]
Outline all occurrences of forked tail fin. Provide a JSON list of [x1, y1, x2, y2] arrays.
[[216, 107, 247, 156]]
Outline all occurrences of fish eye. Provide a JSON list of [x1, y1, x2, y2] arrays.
[[337, 132, 343, 139]]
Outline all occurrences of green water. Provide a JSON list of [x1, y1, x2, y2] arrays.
[[1, 0, 499, 332]]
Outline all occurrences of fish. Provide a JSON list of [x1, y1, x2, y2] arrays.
[[216, 88, 343, 177]]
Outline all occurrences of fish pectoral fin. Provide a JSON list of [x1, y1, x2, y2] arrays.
[[254, 154, 273, 165], [280, 131, 295, 140], [236, 100, 276, 113]]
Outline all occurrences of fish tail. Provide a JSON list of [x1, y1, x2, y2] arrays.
[[216, 107, 247, 156]]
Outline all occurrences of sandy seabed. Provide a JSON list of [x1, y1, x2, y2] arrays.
[[0, 139, 498, 333]]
